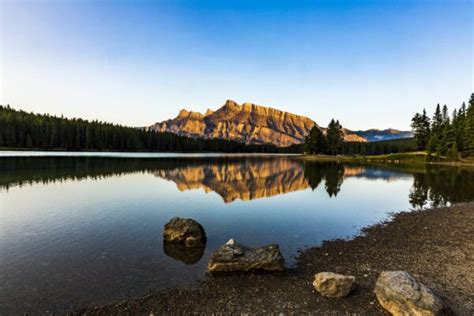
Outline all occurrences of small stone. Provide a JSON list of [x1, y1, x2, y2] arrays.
[[374, 271, 446, 316], [313, 272, 356, 298]]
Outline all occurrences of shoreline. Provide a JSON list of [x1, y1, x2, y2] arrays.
[[297, 153, 474, 168], [74, 202, 474, 315], [3, 148, 473, 167]]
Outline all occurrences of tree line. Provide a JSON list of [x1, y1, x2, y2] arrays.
[[0, 105, 301, 153], [304, 119, 345, 155], [304, 119, 416, 156], [341, 138, 416, 156], [411, 93, 474, 159]]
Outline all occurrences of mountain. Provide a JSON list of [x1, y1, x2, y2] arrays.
[[352, 129, 413, 142], [150, 100, 367, 147]]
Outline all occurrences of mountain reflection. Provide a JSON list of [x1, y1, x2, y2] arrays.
[[154, 158, 308, 202], [1, 157, 473, 208], [154, 159, 373, 201]]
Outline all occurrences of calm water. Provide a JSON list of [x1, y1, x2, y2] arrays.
[[1, 154, 473, 314]]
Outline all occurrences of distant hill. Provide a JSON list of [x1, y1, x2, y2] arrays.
[[352, 129, 413, 142], [150, 100, 367, 147]]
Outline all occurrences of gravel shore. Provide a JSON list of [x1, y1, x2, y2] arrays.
[[75, 202, 474, 315]]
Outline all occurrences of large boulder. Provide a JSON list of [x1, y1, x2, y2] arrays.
[[374, 271, 446, 316], [207, 239, 285, 273], [163, 217, 206, 247], [313, 272, 356, 298]]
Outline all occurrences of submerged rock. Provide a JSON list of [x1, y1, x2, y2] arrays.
[[374, 271, 446, 316], [313, 272, 356, 298], [163, 241, 205, 265], [207, 239, 285, 273], [163, 217, 206, 247]]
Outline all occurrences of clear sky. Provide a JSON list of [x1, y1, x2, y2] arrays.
[[1, 0, 472, 130]]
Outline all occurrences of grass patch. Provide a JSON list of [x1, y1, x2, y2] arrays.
[[298, 151, 474, 167]]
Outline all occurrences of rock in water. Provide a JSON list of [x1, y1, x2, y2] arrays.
[[207, 239, 285, 273], [163, 217, 206, 247], [374, 271, 446, 316], [313, 272, 356, 298]]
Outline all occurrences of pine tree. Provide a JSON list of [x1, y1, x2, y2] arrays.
[[326, 119, 344, 155], [442, 105, 449, 124], [464, 94, 474, 156], [441, 119, 456, 157], [447, 143, 459, 161], [304, 126, 327, 154], [454, 102, 467, 152], [429, 104, 444, 156], [411, 109, 430, 150]]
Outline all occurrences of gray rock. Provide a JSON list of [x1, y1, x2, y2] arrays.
[[374, 271, 446, 316], [208, 239, 285, 273], [163, 217, 206, 247], [313, 272, 356, 298]]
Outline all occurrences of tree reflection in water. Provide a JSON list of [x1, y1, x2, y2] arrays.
[[409, 166, 474, 209], [303, 161, 474, 208], [303, 162, 344, 197]]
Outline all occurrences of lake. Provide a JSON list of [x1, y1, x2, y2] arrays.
[[1, 153, 473, 314]]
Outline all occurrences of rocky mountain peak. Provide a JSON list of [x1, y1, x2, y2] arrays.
[[177, 109, 204, 120], [204, 108, 214, 116], [177, 109, 190, 118], [150, 100, 368, 147], [221, 99, 241, 111]]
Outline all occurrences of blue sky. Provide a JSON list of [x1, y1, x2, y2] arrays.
[[1, 0, 472, 130]]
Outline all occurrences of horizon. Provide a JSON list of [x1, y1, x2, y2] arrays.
[[1, 0, 472, 130]]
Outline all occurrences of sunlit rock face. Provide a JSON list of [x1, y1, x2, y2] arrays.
[[150, 100, 367, 147], [155, 159, 310, 203]]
